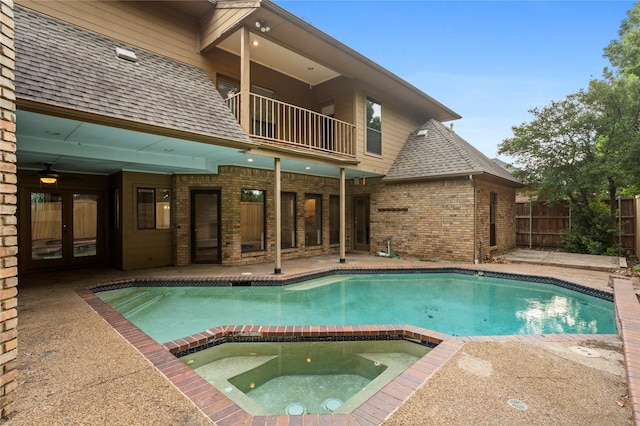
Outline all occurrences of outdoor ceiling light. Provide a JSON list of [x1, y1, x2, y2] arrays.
[[255, 20, 270, 33], [39, 163, 59, 184]]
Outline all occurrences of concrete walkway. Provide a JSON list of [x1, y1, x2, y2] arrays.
[[500, 248, 627, 271]]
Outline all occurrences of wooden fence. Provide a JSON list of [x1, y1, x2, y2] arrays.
[[515, 198, 636, 254]]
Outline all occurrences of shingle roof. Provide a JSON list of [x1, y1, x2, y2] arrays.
[[14, 7, 250, 144], [383, 119, 522, 186]]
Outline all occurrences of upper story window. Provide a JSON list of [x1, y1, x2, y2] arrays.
[[366, 97, 382, 155], [217, 76, 238, 100]]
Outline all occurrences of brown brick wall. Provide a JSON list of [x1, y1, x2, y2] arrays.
[[0, 0, 16, 419], [174, 169, 517, 266], [475, 178, 517, 260], [174, 166, 345, 266], [364, 177, 476, 262], [352, 176, 516, 263]]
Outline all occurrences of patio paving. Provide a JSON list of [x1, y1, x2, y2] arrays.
[[501, 248, 628, 271], [2, 251, 638, 425]]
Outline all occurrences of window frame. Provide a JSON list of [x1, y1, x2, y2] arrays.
[[365, 96, 382, 156], [137, 188, 171, 230]]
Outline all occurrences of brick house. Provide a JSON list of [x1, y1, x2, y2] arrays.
[[14, 0, 522, 274], [0, 0, 525, 415]]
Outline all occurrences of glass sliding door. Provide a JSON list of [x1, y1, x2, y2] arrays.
[[25, 189, 104, 270], [31, 192, 63, 260], [73, 193, 98, 257]]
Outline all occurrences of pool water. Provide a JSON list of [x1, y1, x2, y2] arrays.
[[180, 340, 428, 415], [98, 272, 616, 343]]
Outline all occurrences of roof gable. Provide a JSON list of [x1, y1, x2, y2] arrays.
[[384, 119, 521, 186], [14, 7, 250, 145]]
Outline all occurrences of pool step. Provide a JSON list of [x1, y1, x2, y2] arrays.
[[107, 291, 162, 317], [122, 294, 163, 317]]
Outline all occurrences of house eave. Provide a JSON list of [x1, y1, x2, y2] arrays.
[[383, 171, 524, 187], [17, 99, 256, 150]]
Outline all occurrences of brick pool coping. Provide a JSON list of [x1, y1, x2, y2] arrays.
[[78, 270, 639, 425]]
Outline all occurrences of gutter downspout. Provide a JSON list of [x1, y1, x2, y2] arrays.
[[470, 175, 478, 264]]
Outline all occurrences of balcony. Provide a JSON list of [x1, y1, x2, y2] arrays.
[[226, 93, 356, 158]]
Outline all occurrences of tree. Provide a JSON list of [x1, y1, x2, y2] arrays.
[[499, 2, 640, 255], [604, 3, 640, 77]]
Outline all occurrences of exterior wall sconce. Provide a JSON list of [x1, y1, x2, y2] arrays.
[[255, 20, 270, 33], [39, 163, 58, 184]]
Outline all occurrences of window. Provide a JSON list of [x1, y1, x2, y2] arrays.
[[241, 189, 265, 252], [217, 76, 238, 100], [251, 84, 276, 138], [366, 97, 382, 155], [305, 194, 322, 246], [137, 188, 171, 230], [490, 192, 497, 246], [281, 192, 296, 249], [329, 195, 340, 244]]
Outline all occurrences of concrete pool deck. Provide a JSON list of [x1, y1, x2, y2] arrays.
[[3, 250, 639, 425]]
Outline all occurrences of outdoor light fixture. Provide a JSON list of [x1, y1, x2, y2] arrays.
[[39, 163, 59, 184], [255, 20, 270, 33]]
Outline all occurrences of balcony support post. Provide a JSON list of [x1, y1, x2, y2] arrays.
[[274, 157, 282, 274], [240, 26, 251, 133], [340, 167, 346, 263]]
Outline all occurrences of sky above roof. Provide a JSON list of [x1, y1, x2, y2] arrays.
[[275, 0, 635, 162]]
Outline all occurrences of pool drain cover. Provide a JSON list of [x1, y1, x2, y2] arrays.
[[286, 403, 306, 415], [569, 345, 601, 358], [507, 398, 528, 411], [323, 398, 343, 412]]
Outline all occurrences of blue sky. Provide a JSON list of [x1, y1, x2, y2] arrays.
[[276, 0, 636, 161]]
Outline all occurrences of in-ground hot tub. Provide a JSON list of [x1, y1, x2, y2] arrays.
[[180, 339, 429, 415]]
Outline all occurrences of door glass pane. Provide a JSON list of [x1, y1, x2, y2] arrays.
[[73, 193, 98, 257], [194, 192, 219, 263], [31, 192, 63, 260], [281, 192, 296, 249], [241, 189, 265, 253], [305, 194, 322, 246], [355, 198, 369, 245]]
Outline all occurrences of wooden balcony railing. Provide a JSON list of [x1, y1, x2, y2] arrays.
[[225, 93, 356, 157]]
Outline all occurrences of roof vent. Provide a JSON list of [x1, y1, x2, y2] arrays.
[[416, 129, 429, 137], [115, 47, 137, 62]]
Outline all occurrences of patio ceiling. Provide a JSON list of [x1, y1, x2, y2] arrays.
[[16, 110, 373, 179]]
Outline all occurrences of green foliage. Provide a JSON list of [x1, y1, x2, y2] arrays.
[[561, 200, 620, 255], [500, 2, 640, 255], [604, 3, 640, 77]]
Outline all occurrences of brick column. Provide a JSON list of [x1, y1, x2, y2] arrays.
[[0, 0, 17, 419]]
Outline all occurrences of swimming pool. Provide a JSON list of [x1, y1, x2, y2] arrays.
[[97, 270, 616, 343]]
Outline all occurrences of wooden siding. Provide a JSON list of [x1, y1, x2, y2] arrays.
[[354, 86, 423, 175], [199, 2, 258, 51], [16, 0, 209, 69], [210, 48, 315, 110], [120, 172, 173, 270]]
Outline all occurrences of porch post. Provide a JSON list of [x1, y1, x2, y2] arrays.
[[274, 158, 282, 274], [339, 168, 346, 263], [239, 26, 251, 133]]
